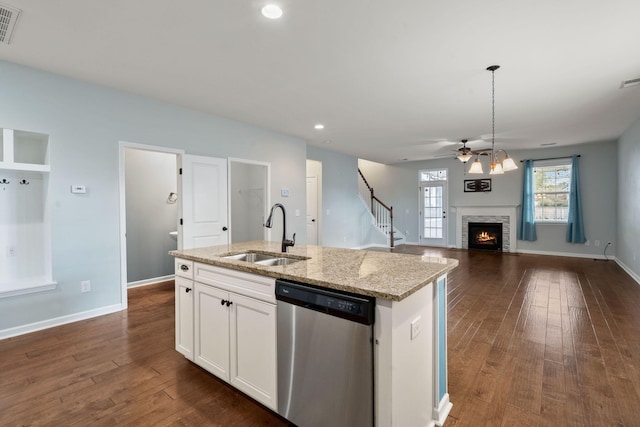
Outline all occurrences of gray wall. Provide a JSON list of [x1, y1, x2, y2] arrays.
[[124, 148, 178, 284], [0, 60, 307, 332], [360, 140, 618, 257], [307, 145, 375, 248], [617, 118, 640, 279]]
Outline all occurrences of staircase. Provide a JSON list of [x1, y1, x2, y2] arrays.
[[358, 169, 405, 248]]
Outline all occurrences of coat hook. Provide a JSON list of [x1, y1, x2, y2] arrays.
[[19, 179, 29, 185], [0, 179, 9, 184]]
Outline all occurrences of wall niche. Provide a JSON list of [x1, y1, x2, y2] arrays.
[[0, 128, 55, 297]]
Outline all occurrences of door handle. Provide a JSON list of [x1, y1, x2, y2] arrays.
[[222, 226, 228, 231], [185, 287, 191, 293], [311, 219, 316, 222]]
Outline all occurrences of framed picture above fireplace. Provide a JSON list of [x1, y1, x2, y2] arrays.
[[464, 179, 491, 192]]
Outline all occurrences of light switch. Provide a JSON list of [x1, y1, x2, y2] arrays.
[[71, 185, 87, 194]]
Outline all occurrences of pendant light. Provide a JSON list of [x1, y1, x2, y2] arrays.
[[469, 65, 518, 175], [468, 155, 484, 174]]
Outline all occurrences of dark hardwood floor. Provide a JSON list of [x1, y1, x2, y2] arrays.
[[2, 247, 640, 426]]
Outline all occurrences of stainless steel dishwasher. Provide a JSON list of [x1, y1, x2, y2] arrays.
[[276, 279, 375, 427]]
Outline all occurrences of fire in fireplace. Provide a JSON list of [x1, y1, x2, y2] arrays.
[[468, 222, 503, 251]]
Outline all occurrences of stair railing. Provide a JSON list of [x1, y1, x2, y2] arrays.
[[358, 168, 395, 248]]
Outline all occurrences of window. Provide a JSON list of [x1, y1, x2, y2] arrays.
[[533, 160, 571, 222], [420, 169, 447, 182]]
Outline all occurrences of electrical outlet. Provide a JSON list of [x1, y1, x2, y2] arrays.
[[585, 240, 590, 246], [595, 240, 600, 247], [607, 241, 612, 246], [6, 245, 16, 257], [81, 280, 91, 293], [411, 316, 422, 340]]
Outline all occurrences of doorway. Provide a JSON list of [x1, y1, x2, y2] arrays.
[[228, 158, 270, 243], [306, 160, 322, 245], [419, 169, 448, 247], [119, 141, 184, 308]]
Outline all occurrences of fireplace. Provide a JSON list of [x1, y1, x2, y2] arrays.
[[468, 222, 503, 251]]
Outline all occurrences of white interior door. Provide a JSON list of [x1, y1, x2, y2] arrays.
[[181, 155, 228, 249], [306, 176, 318, 245], [420, 182, 448, 247]]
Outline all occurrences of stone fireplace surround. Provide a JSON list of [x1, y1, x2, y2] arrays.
[[453, 205, 518, 253]]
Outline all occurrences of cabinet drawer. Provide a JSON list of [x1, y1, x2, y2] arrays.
[[194, 263, 276, 304], [175, 258, 194, 279]]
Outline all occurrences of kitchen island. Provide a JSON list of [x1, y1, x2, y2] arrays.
[[171, 241, 458, 427]]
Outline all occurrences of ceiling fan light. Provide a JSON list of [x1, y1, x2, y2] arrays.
[[502, 156, 518, 171], [468, 159, 484, 174], [457, 153, 473, 163]]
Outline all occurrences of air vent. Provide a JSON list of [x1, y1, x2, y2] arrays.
[[620, 77, 640, 89], [0, 3, 20, 45]]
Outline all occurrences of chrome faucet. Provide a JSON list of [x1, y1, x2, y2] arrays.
[[264, 203, 296, 252]]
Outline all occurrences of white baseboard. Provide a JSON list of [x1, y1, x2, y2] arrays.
[[0, 303, 124, 340], [127, 274, 175, 288], [615, 258, 640, 286], [516, 249, 610, 260], [434, 393, 453, 426], [351, 243, 388, 250]]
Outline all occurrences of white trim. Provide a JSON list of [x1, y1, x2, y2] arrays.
[[118, 141, 185, 312], [0, 303, 123, 340], [517, 249, 609, 260], [351, 243, 388, 250], [453, 205, 518, 252], [433, 393, 453, 426], [0, 281, 57, 298], [615, 258, 640, 285], [127, 274, 175, 288]]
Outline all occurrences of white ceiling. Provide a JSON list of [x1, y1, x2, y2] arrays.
[[2, 0, 640, 164]]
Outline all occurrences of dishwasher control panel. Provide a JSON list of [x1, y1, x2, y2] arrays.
[[275, 280, 375, 325]]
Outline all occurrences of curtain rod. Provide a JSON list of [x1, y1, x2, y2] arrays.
[[519, 154, 580, 163]]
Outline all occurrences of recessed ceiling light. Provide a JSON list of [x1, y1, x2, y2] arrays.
[[261, 4, 283, 19], [314, 124, 325, 130]]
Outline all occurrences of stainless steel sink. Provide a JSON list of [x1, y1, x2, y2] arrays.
[[221, 251, 306, 266], [254, 257, 301, 266]]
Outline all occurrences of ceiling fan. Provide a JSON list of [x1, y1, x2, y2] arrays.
[[452, 139, 491, 163]]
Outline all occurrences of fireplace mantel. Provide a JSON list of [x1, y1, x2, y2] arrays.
[[452, 205, 519, 252]]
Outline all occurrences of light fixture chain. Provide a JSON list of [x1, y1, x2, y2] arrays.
[[492, 68, 495, 149]]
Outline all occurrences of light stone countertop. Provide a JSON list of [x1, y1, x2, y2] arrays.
[[170, 241, 458, 301]]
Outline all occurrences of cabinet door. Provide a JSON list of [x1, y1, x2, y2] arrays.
[[194, 283, 230, 381], [229, 293, 277, 410], [175, 277, 194, 360]]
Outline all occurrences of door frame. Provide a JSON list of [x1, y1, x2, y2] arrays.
[[418, 173, 449, 248], [118, 140, 184, 309], [306, 159, 322, 246]]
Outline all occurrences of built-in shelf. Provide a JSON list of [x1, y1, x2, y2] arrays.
[[0, 127, 53, 297], [0, 278, 58, 298]]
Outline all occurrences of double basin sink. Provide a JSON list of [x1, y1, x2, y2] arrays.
[[221, 251, 307, 267]]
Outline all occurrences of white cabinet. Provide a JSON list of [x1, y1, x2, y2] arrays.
[[175, 277, 194, 360], [229, 292, 277, 407], [175, 259, 277, 411], [194, 282, 230, 378]]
